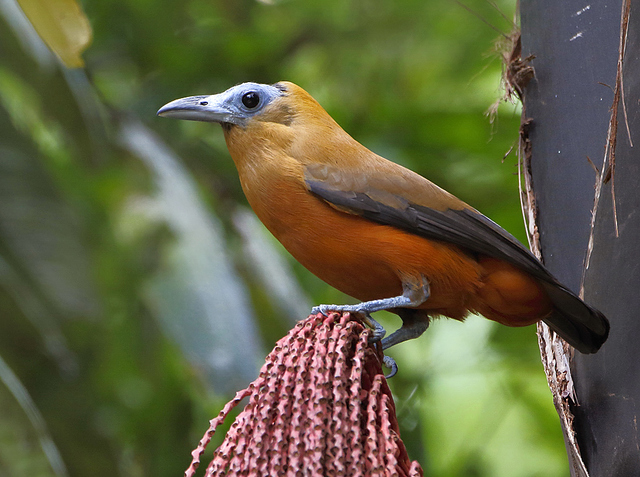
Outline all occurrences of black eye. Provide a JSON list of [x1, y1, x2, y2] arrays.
[[199, 101, 208, 106], [242, 91, 260, 109]]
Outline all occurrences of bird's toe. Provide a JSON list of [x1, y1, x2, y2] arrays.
[[383, 355, 398, 379]]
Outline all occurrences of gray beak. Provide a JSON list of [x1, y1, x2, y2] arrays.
[[157, 94, 236, 124]]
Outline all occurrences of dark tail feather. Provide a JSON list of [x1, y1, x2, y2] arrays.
[[540, 282, 610, 354]]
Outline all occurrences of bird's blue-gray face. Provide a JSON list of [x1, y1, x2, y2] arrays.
[[157, 82, 284, 126]]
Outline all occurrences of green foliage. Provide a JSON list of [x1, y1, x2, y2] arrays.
[[0, 0, 566, 475]]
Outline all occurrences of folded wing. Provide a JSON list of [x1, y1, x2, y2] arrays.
[[304, 164, 609, 353]]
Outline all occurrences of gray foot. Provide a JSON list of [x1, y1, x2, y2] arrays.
[[381, 319, 430, 350], [311, 274, 431, 317]]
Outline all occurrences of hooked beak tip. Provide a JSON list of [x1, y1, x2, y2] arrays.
[[156, 102, 182, 117]]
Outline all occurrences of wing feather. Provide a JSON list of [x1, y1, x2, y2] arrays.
[[305, 176, 550, 281], [304, 168, 609, 353]]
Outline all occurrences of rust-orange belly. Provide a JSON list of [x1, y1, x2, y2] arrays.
[[236, 158, 552, 327], [246, 176, 484, 319]]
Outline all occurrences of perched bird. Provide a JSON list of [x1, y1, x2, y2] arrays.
[[158, 81, 609, 358]]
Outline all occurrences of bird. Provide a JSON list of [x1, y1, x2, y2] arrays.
[[158, 81, 609, 361]]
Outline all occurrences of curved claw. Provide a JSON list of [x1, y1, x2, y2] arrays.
[[383, 355, 398, 379], [311, 304, 331, 316], [365, 314, 386, 343]]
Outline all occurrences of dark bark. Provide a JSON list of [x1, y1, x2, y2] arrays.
[[521, 0, 638, 475], [578, 3, 640, 474], [520, 1, 618, 288]]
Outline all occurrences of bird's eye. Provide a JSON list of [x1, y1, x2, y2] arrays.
[[199, 101, 208, 106], [242, 91, 260, 109]]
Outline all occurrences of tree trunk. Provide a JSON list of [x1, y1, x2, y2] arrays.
[[520, 0, 638, 474]]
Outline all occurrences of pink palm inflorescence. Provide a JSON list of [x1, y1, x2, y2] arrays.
[[185, 312, 423, 476]]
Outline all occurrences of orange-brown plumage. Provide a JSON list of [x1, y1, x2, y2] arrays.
[[158, 81, 609, 355], [222, 82, 548, 325]]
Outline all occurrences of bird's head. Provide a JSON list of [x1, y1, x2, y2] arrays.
[[157, 81, 311, 129], [158, 81, 357, 171]]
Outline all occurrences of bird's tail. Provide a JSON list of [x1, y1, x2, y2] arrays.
[[540, 281, 609, 354]]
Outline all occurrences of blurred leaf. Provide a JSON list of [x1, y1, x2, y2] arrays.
[[0, 354, 68, 477], [16, 0, 91, 68], [118, 120, 262, 392], [0, 0, 55, 67], [389, 316, 566, 477], [232, 207, 311, 323], [0, 68, 69, 163], [0, 143, 100, 321]]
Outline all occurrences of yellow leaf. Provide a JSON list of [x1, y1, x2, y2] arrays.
[[17, 0, 92, 68]]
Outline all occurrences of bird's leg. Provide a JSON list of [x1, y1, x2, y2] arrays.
[[382, 308, 430, 350], [311, 276, 429, 378], [312, 275, 430, 345], [312, 276, 430, 318]]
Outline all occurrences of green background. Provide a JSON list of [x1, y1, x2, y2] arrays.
[[0, 0, 567, 475]]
